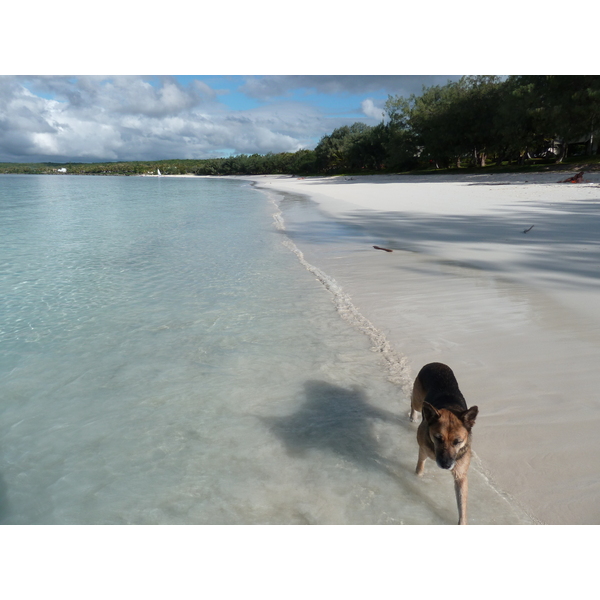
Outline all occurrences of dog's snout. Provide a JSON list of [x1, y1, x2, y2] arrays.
[[436, 455, 456, 470]]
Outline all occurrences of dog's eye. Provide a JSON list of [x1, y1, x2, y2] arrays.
[[435, 434, 443, 441], [453, 439, 462, 446]]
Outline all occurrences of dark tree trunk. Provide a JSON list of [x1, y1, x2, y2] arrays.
[[556, 141, 568, 163]]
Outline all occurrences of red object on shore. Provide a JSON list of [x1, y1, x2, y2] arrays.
[[558, 171, 585, 183]]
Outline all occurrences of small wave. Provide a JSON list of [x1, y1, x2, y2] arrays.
[[268, 191, 414, 398]]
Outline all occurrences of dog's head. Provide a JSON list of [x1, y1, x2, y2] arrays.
[[422, 402, 478, 470]]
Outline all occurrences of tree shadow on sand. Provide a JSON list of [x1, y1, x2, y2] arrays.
[[277, 198, 600, 288]]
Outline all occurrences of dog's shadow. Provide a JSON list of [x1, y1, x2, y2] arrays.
[[260, 380, 403, 476], [260, 380, 456, 524]]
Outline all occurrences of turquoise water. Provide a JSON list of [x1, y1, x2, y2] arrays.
[[0, 175, 530, 524]]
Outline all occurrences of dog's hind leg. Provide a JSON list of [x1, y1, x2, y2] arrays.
[[410, 376, 425, 422]]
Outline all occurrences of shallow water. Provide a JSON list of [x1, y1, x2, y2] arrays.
[[0, 175, 532, 524]]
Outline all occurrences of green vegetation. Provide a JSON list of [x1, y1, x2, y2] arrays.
[[0, 152, 317, 176], [2, 76, 599, 177]]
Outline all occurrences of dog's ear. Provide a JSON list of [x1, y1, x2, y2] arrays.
[[460, 406, 478, 429], [422, 402, 440, 424]]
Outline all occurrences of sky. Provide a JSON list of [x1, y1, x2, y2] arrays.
[[1, 2, 582, 165], [0, 75, 462, 163]]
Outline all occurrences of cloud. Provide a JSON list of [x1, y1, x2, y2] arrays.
[[0, 75, 462, 162], [361, 99, 385, 120], [0, 76, 326, 161], [20, 75, 216, 118], [239, 75, 461, 100]]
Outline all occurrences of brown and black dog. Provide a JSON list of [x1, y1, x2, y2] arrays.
[[410, 362, 478, 525]]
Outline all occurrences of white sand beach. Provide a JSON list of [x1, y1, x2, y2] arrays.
[[245, 171, 600, 525]]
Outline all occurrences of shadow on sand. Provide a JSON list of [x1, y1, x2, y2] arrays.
[[291, 172, 600, 186], [278, 197, 600, 288]]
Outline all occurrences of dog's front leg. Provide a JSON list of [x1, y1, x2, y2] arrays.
[[453, 472, 468, 525], [415, 446, 427, 477]]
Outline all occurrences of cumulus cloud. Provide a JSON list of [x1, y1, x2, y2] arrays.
[[21, 75, 216, 118], [361, 99, 385, 120], [0, 75, 462, 162], [0, 76, 331, 161]]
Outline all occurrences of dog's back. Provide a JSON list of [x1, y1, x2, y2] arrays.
[[414, 362, 467, 414]]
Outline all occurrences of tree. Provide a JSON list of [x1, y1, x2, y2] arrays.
[[509, 76, 600, 162], [289, 149, 316, 174], [315, 123, 372, 173], [346, 122, 388, 171], [385, 77, 506, 169]]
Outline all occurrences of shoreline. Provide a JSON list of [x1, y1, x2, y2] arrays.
[[245, 172, 600, 525]]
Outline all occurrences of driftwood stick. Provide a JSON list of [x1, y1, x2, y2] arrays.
[[373, 246, 393, 252], [523, 225, 534, 234]]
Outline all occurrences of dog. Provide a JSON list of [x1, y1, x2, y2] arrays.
[[410, 362, 478, 525]]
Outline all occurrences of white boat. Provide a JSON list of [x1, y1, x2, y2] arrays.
[[157, 168, 162, 177]]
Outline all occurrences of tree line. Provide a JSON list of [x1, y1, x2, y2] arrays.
[[2, 76, 599, 177], [315, 75, 600, 172], [0, 151, 317, 176]]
